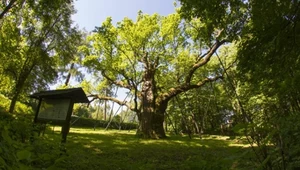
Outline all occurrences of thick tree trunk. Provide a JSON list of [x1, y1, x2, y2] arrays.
[[137, 66, 160, 138], [137, 104, 168, 138], [152, 101, 168, 138], [152, 112, 166, 138], [137, 109, 154, 138], [138, 78, 156, 138]]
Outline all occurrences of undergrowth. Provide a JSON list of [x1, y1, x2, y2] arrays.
[[0, 102, 254, 170]]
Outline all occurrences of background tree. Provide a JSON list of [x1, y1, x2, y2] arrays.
[[178, 0, 300, 168], [236, 0, 300, 168], [0, 0, 82, 113]]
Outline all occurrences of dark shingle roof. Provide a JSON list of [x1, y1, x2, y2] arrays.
[[30, 87, 89, 103]]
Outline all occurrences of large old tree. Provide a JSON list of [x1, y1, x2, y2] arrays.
[[83, 12, 230, 138], [0, 0, 83, 113]]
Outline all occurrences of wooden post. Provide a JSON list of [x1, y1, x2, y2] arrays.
[[61, 100, 74, 143], [34, 99, 42, 123]]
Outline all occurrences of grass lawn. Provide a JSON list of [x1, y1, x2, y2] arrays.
[[32, 127, 255, 170]]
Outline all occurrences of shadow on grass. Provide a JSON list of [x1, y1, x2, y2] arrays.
[[41, 127, 256, 170]]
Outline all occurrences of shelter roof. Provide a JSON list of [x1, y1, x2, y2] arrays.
[[30, 88, 89, 103]]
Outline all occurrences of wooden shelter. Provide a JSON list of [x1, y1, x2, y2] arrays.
[[30, 87, 89, 143]]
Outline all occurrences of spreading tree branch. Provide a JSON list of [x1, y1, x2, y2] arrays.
[[102, 71, 132, 90], [88, 94, 140, 113], [88, 94, 128, 106], [185, 39, 226, 84], [160, 74, 223, 103]]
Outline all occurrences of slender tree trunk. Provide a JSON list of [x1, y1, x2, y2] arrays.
[[9, 91, 19, 113], [166, 112, 178, 135], [175, 119, 178, 134], [9, 57, 36, 113], [64, 62, 74, 86], [104, 100, 107, 121], [192, 113, 201, 138], [9, 76, 26, 113], [164, 114, 168, 132], [0, 0, 18, 20]]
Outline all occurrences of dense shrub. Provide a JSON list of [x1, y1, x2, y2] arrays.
[[0, 109, 62, 169], [70, 117, 137, 130], [0, 111, 34, 169], [233, 112, 300, 169]]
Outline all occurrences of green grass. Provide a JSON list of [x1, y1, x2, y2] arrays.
[[32, 127, 255, 170]]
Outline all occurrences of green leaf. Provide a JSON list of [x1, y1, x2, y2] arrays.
[[17, 150, 31, 161], [0, 156, 7, 166], [1, 128, 13, 143], [232, 123, 247, 134], [261, 155, 271, 167], [18, 163, 30, 170], [54, 155, 68, 165], [40, 153, 52, 161], [47, 165, 65, 170]]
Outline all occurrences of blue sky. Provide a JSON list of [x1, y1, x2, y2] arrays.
[[72, 0, 177, 31], [52, 1, 177, 89]]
